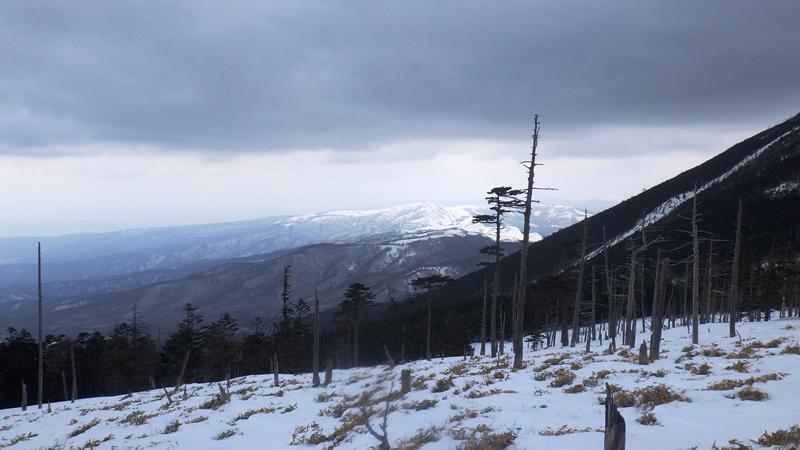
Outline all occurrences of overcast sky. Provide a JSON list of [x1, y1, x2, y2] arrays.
[[1, 1, 799, 236]]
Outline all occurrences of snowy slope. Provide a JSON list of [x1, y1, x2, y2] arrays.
[[2, 319, 798, 449]]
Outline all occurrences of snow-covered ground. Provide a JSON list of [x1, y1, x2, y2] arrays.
[[2, 318, 799, 449]]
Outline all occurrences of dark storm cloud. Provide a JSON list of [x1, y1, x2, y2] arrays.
[[1, 0, 799, 155]]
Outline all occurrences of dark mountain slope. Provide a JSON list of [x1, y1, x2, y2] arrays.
[[431, 113, 800, 307]]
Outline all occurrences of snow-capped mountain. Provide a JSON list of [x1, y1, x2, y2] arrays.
[[0, 202, 583, 289]]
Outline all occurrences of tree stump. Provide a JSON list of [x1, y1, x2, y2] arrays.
[[401, 369, 412, 394], [638, 341, 648, 365], [604, 383, 626, 450]]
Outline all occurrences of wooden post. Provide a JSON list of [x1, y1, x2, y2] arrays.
[[401, 369, 412, 394], [604, 383, 626, 450]]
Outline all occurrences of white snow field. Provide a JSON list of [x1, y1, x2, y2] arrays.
[[2, 318, 799, 449]]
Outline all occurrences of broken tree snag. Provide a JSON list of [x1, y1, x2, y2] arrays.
[[272, 353, 280, 387], [324, 357, 333, 386], [638, 341, 648, 365], [384, 345, 395, 368], [401, 368, 412, 394], [174, 350, 191, 392], [604, 383, 626, 450]]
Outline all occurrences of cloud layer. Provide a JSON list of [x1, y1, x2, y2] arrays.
[[2, 1, 799, 156]]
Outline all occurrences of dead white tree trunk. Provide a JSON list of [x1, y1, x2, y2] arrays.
[[70, 342, 77, 402], [480, 274, 487, 356], [729, 198, 743, 338], [37, 242, 43, 410], [312, 289, 321, 388], [571, 210, 588, 347], [513, 114, 541, 370], [692, 184, 700, 344]]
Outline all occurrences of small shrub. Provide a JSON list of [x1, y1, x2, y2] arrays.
[[563, 384, 586, 394], [701, 345, 726, 357], [549, 368, 576, 388], [315, 391, 337, 402], [215, 428, 237, 440], [465, 388, 515, 399], [120, 410, 154, 425], [233, 407, 276, 422], [637, 412, 657, 426], [454, 429, 516, 449], [725, 360, 750, 373], [689, 362, 712, 375], [734, 386, 767, 401], [781, 342, 800, 355], [395, 426, 442, 450], [199, 392, 231, 410], [756, 425, 800, 447], [163, 420, 181, 434], [402, 399, 438, 411], [538, 425, 593, 436], [635, 384, 688, 406], [595, 369, 611, 379], [432, 377, 454, 393], [569, 361, 583, 370], [187, 416, 207, 424], [68, 418, 101, 438], [450, 409, 479, 423]]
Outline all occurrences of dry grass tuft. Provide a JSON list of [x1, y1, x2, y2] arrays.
[[538, 425, 593, 436], [689, 362, 712, 375], [68, 418, 101, 438], [402, 399, 439, 411], [548, 368, 576, 388], [563, 384, 586, 394], [781, 342, 800, 355], [394, 426, 442, 450], [732, 386, 767, 401], [215, 428, 237, 440], [454, 428, 516, 449], [637, 411, 658, 425], [199, 391, 231, 410], [163, 420, 181, 434], [725, 360, 750, 373], [432, 377, 454, 393]]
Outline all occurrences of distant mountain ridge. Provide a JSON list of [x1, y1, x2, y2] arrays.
[[0, 202, 583, 335]]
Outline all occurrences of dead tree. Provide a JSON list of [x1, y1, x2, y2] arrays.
[[37, 242, 43, 410], [704, 241, 714, 324], [174, 350, 191, 392], [473, 187, 522, 358], [21, 381, 27, 411], [324, 357, 333, 386], [480, 274, 488, 356], [401, 369, 412, 394], [649, 258, 668, 362], [571, 210, 589, 347], [591, 266, 597, 341], [360, 384, 393, 450], [61, 371, 68, 402], [70, 342, 77, 402], [604, 227, 617, 351], [729, 198, 743, 338], [272, 353, 280, 387], [514, 114, 548, 370], [691, 184, 700, 344], [312, 289, 321, 387], [411, 275, 453, 361], [604, 383, 626, 450], [499, 308, 506, 355]]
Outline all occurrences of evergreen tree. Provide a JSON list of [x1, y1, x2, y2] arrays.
[[339, 282, 376, 367]]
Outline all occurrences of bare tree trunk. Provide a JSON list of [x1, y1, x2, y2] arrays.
[[272, 353, 280, 387], [591, 266, 597, 341], [401, 368, 412, 394], [324, 357, 333, 386], [650, 257, 668, 362], [175, 350, 191, 392], [729, 198, 743, 337], [37, 242, 43, 410], [499, 308, 506, 355], [514, 114, 540, 370], [625, 243, 637, 347], [704, 241, 714, 324], [70, 342, 77, 402], [62, 371, 68, 402], [354, 306, 360, 367], [21, 382, 27, 411], [400, 322, 406, 364], [491, 210, 501, 358], [312, 289, 321, 387], [604, 228, 616, 350], [692, 184, 700, 344], [604, 383, 626, 450], [480, 274, 487, 356], [426, 298, 432, 361], [571, 211, 588, 347]]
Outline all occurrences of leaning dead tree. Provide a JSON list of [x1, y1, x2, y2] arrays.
[[571, 210, 589, 347], [604, 383, 626, 450], [360, 383, 394, 450], [729, 198, 743, 338]]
